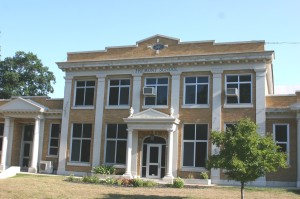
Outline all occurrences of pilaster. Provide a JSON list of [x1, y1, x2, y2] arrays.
[[163, 128, 174, 182], [0, 117, 11, 171], [29, 115, 43, 173], [255, 68, 266, 135], [123, 128, 133, 178], [132, 74, 142, 112]]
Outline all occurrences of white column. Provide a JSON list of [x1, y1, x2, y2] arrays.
[[164, 128, 174, 181], [57, 76, 73, 175], [0, 117, 11, 171], [255, 68, 266, 135], [29, 115, 43, 173], [132, 74, 142, 112], [123, 128, 133, 178], [297, 113, 300, 187], [6, 118, 14, 169], [38, 117, 45, 164], [92, 74, 106, 167], [211, 69, 223, 183]]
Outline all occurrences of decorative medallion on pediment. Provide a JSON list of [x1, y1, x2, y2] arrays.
[[148, 39, 168, 54]]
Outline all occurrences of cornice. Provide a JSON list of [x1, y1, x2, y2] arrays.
[[57, 51, 274, 72]]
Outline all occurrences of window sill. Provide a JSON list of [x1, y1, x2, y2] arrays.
[[182, 104, 210, 109], [46, 155, 59, 158], [67, 162, 91, 167], [223, 104, 253, 109], [142, 105, 168, 109], [105, 105, 130, 110], [180, 167, 207, 172], [72, 106, 95, 110], [104, 163, 126, 169]]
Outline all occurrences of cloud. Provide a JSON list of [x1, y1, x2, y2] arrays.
[[274, 85, 300, 94]]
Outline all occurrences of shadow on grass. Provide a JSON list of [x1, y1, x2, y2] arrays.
[[99, 194, 188, 199], [286, 189, 300, 195]]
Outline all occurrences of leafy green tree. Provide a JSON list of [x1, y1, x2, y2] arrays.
[[207, 118, 287, 199], [0, 51, 55, 99]]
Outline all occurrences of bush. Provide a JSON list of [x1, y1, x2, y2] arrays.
[[65, 174, 77, 182], [142, 180, 157, 187], [172, 177, 184, 188], [82, 175, 100, 183], [199, 172, 209, 179], [93, 165, 116, 175], [132, 178, 144, 187]]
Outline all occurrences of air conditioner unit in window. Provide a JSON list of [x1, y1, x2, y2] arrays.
[[143, 87, 156, 95], [226, 88, 238, 96], [39, 161, 53, 174]]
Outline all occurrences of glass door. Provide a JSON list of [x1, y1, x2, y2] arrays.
[[146, 144, 161, 178], [21, 125, 34, 169]]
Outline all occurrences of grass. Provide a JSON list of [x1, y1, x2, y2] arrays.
[[0, 174, 299, 199]]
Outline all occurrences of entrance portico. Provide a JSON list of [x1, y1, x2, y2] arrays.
[[123, 108, 180, 181]]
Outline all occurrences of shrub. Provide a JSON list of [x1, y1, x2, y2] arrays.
[[172, 177, 184, 188], [132, 178, 144, 187], [82, 175, 100, 183], [93, 165, 116, 175], [65, 174, 76, 182], [143, 180, 157, 187], [105, 177, 117, 185], [199, 172, 209, 179], [121, 178, 134, 187]]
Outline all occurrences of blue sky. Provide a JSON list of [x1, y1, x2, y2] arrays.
[[1, 0, 299, 98]]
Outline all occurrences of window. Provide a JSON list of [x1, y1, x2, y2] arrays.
[[225, 123, 236, 132], [0, 123, 4, 152], [74, 80, 95, 106], [108, 79, 130, 106], [226, 74, 252, 104], [70, 123, 92, 162], [48, 124, 60, 156], [105, 124, 127, 164], [274, 124, 289, 162], [184, 76, 209, 105], [144, 77, 168, 106], [183, 124, 208, 167]]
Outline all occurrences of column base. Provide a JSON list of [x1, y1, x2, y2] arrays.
[[122, 172, 133, 179], [163, 175, 174, 183], [0, 165, 6, 172], [28, 167, 37, 173], [297, 181, 300, 188]]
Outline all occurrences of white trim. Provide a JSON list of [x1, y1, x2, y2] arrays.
[[223, 104, 254, 108], [146, 144, 162, 179], [71, 106, 95, 110], [47, 123, 61, 157], [66, 162, 91, 167], [73, 80, 96, 107], [142, 105, 168, 109], [107, 78, 131, 106], [181, 104, 210, 109], [105, 105, 130, 110], [143, 77, 169, 107], [273, 123, 290, 165], [180, 167, 208, 172]]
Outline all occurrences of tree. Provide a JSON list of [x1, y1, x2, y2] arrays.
[[207, 118, 287, 199], [0, 51, 55, 99]]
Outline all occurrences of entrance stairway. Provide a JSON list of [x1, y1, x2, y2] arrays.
[[0, 166, 21, 179]]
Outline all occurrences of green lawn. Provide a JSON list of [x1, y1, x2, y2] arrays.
[[0, 174, 299, 199]]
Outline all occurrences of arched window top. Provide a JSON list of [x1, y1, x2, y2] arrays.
[[144, 136, 166, 144]]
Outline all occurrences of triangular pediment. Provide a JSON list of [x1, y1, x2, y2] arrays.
[[131, 108, 171, 119], [0, 97, 48, 112], [290, 102, 300, 111], [136, 34, 180, 45]]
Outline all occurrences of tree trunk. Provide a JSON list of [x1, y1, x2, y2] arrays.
[[241, 181, 245, 199]]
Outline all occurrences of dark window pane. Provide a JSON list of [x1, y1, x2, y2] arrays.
[[120, 87, 129, 105], [110, 80, 119, 86], [185, 85, 196, 104], [49, 148, 58, 156], [149, 165, 158, 176], [77, 81, 85, 87], [183, 142, 194, 166], [142, 167, 146, 177], [227, 84, 238, 89], [107, 124, 117, 138], [149, 147, 159, 163], [50, 139, 59, 147], [158, 78, 168, 84], [146, 78, 156, 85], [227, 75, 238, 82], [240, 75, 251, 82], [75, 88, 84, 105], [0, 138, 2, 151], [197, 85, 208, 104], [184, 124, 195, 140], [145, 97, 155, 105], [156, 86, 167, 105], [117, 124, 127, 139], [196, 124, 208, 140], [109, 87, 119, 105], [197, 77, 208, 83], [226, 124, 236, 132], [185, 77, 196, 83], [24, 125, 33, 141], [51, 124, 60, 137], [227, 96, 238, 104], [82, 124, 92, 138], [81, 140, 91, 162], [161, 145, 166, 167], [195, 142, 207, 167], [121, 79, 130, 85], [86, 81, 95, 86], [23, 143, 30, 156], [143, 145, 147, 166], [85, 88, 94, 105], [0, 124, 4, 136], [105, 141, 115, 163], [275, 125, 288, 142], [277, 144, 287, 153], [116, 141, 127, 164], [240, 84, 251, 103], [73, 124, 82, 138], [71, 140, 80, 161]]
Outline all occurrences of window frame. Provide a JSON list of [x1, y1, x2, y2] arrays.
[[183, 76, 210, 106], [273, 123, 290, 165], [47, 123, 61, 157], [73, 80, 96, 107], [225, 74, 252, 105], [104, 124, 127, 166], [181, 123, 209, 170], [70, 123, 92, 163], [107, 78, 131, 107], [143, 77, 169, 107]]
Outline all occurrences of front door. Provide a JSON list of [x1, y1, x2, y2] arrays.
[[146, 144, 161, 178], [20, 125, 34, 169]]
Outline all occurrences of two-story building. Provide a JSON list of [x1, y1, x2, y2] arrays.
[[1, 35, 300, 187]]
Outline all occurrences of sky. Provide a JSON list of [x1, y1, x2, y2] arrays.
[[1, 0, 300, 98]]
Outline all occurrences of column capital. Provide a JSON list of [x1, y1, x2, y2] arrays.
[[211, 69, 223, 75], [170, 71, 182, 76], [64, 76, 73, 81], [96, 74, 107, 79], [35, 115, 44, 120], [132, 73, 142, 78], [254, 68, 266, 73]]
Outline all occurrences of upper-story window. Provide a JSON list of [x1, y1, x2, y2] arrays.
[[144, 77, 168, 106], [74, 80, 95, 106], [273, 124, 289, 163], [184, 76, 209, 105], [225, 74, 252, 104], [48, 123, 60, 156], [0, 123, 4, 152], [108, 79, 130, 106]]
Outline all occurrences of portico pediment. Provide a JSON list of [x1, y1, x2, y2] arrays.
[[0, 97, 48, 113]]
